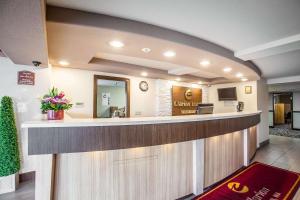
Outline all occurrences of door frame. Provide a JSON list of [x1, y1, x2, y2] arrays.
[[93, 75, 130, 118], [272, 92, 293, 127]]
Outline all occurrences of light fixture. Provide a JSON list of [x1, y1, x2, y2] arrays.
[[236, 72, 243, 78], [141, 48, 151, 53], [241, 78, 248, 82], [223, 67, 232, 72], [163, 50, 176, 57], [109, 40, 124, 48], [141, 72, 148, 77], [58, 60, 69, 66], [198, 81, 203, 84], [175, 77, 181, 81], [200, 60, 210, 67]]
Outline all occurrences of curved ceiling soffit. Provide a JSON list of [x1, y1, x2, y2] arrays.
[[46, 5, 262, 77]]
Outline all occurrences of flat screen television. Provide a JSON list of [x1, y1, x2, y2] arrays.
[[218, 87, 237, 101]]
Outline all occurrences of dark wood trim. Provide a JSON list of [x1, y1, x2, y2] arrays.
[[93, 75, 130, 118], [28, 114, 260, 155], [50, 155, 56, 200], [292, 110, 300, 130], [19, 171, 35, 183]]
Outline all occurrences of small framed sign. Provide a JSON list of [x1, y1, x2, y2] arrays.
[[18, 71, 35, 85], [245, 86, 252, 94]]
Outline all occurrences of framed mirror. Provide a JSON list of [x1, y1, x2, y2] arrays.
[[93, 75, 130, 118]]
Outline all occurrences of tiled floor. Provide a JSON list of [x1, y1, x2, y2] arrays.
[[0, 180, 34, 200], [252, 135, 300, 173], [0, 135, 299, 200]]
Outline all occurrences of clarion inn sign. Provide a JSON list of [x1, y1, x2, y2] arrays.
[[172, 86, 202, 116]]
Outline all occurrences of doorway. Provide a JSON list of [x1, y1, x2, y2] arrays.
[[93, 75, 130, 118], [273, 93, 293, 128], [269, 92, 300, 138]]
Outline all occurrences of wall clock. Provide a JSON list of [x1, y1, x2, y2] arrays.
[[139, 81, 149, 92]]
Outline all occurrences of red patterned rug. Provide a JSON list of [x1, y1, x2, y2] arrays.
[[194, 162, 300, 200]]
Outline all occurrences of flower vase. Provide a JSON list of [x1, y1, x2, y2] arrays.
[[47, 110, 64, 120]]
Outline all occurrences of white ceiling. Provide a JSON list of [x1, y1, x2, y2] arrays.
[[47, 21, 259, 83], [47, 0, 300, 79]]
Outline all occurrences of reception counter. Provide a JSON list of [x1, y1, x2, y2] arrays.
[[22, 111, 261, 200]]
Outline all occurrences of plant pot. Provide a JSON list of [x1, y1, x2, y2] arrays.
[[47, 110, 64, 120]]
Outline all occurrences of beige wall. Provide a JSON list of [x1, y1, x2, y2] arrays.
[[51, 67, 157, 118], [208, 81, 257, 113], [51, 67, 209, 118], [0, 57, 51, 173], [257, 79, 270, 143], [208, 80, 269, 143]]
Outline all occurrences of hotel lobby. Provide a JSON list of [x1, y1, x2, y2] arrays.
[[0, 1, 300, 200]]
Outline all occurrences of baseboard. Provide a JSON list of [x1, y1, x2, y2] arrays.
[[177, 193, 195, 200], [259, 139, 270, 149], [19, 171, 35, 183]]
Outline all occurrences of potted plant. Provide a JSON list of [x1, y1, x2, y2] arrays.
[[0, 96, 20, 177], [41, 87, 72, 120]]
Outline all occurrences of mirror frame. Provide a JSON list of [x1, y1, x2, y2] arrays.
[[93, 75, 130, 118]]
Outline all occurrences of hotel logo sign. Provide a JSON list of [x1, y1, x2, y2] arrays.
[[172, 86, 202, 116], [227, 182, 249, 194]]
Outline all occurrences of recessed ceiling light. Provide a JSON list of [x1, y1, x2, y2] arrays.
[[236, 73, 243, 78], [58, 60, 69, 66], [175, 77, 181, 81], [198, 81, 203, 84], [142, 48, 151, 53], [241, 78, 248, 82], [223, 67, 232, 72], [163, 50, 176, 57], [200, 60, 211, 67], [109, 40, 124, 48], [141, 72, 148, 77]]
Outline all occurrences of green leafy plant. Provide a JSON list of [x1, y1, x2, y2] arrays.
[[0, 96, 20, 177], [41, 87, 72, 112]]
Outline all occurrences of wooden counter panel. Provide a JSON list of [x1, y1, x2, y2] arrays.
[[204, 131, 244, 187], [28, 114, 260, 155], [53, 141, 193, 200], [248, 126, 257, 160]]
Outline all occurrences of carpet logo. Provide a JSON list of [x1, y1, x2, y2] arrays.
[[227, 182, 249, 194]]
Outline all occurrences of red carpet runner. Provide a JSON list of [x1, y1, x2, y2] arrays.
[[194, 162, 300, 200]]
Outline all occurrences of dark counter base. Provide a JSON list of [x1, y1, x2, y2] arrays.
[[28, 114, 260, 155]]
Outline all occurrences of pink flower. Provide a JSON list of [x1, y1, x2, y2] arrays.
[[55, 92, 65, 99], [42, 97, 51, 102]]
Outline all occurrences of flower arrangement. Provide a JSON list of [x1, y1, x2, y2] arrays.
[[41, 87, 72, 120]]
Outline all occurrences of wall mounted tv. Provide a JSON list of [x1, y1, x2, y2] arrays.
[[218, 87, 237, 101]]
